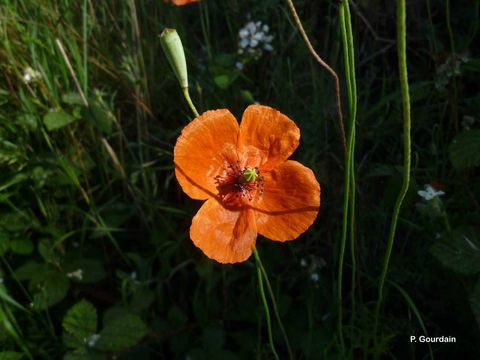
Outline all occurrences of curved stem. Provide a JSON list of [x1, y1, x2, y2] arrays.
[[253, 248, 280, 360], [374, 0, 411, 352], [182, 87, 199, 118], [285, 0, 346, 155]]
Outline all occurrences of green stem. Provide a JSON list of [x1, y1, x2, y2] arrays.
[[183, 87, 199, 118], [253, 248, 279, 360], [374, 0, 411, 353], [256, 249, 294, 360], [344, 2, 358, 349], [338, 0, 357, 353]]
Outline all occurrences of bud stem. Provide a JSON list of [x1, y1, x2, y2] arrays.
[[182, 87, 199, 117]]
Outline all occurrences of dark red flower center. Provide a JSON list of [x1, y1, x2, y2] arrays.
[[214, 161, 263, 206]]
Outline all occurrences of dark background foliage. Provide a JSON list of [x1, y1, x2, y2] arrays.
[[0, 0, 479, 359]]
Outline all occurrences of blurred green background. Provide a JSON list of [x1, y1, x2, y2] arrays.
[[0, 0, 479, 358]]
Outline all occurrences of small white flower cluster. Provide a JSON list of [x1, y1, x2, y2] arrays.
[[0, 278, 4, 284], [67, 269, 83, 281], [236, 20, 273, 69], [417, 184, 445, 201], [85, 334, 100, 348], [22, 67, 42, 84]]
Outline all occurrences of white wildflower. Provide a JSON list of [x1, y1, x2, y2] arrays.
[[130, 271, 137, 280], [66, 269, 83, 281], [0, 278, 3, 284], [310, 273, 320, 283], [417, 184, 445, 201], [85, 334, 100, 348], [22, 67, 42, 84], [237, 20, 274, 60], [300, 258, 307, 267]]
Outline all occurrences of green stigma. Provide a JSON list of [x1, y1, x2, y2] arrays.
[[242, 167, 258, 182]]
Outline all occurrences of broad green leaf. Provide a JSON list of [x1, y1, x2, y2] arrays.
[[63, 300, 98, 349], [10, 238, 33, 255], [62, 92, 85, 106], [214, 75, 231, 89], [14, 261, 43, 281], [30, 270, 69, 310], [96, 312, 148, 352], [470, 278, 480, 329], [449, 129, 480, 170], [43, 110, 76, 131], [431, 228, 480, 275], [0, 351, 23, 360]]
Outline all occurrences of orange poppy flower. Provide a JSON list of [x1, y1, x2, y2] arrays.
[[167, 0, 200, 5], [174, 105, 321, 263]]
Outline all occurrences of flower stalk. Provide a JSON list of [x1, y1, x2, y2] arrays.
[[253, 248, 280, 360], [374, 0, 412, 353]]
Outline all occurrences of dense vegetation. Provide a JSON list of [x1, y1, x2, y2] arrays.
[[0, 0, 479, 358]]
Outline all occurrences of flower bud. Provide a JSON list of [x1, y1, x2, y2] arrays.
[[160, 28, 188, 89]]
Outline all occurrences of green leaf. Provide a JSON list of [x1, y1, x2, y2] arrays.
[[43, 110, 76, 131], [431, 228, 480, 274], [470, 278, 480, 329], [30, 270, 69, 310], [90, 96, 114, 135], [38, 239, 58, 264], [62, 92, 85, 106], [130, 288, 155, 313], [14, 261, 43, 281], [63, 300, 98, 349], [213, 72, 238, 90], [10, 238, 33, 255], [0, 352, 24, 360], [449, 129, 480, 170], [96, 312, 148, 352]]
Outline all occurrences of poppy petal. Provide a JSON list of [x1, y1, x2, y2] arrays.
[[238, 105, 300, 171], [253, 160, 320, 241], [171, 0, 200, 5], [174, 109, 239, 200], [190, 199, 257, 263]]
